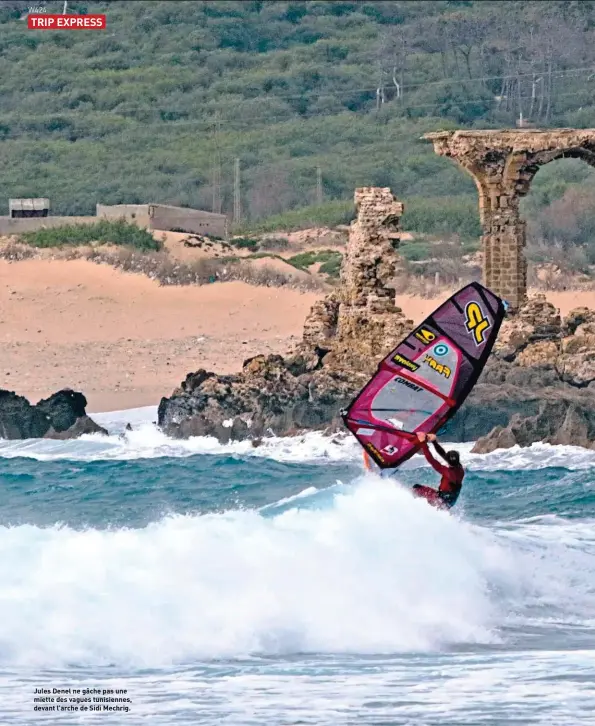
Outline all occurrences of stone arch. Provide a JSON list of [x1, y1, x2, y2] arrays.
[[424, 129, 595, 310]]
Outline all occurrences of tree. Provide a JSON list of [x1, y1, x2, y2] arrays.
[[443, 11, 490, 80], [374, 26, 410, 106]]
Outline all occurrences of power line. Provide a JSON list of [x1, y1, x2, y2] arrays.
[[4, 79, 595, 142], [58, 86, 595, 129], [7, 63, 595, 116], [6, 65, 595, 129], [8, 83, 595, 129]]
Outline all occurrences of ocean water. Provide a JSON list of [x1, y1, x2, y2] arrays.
[[1, 406, 595, 725]]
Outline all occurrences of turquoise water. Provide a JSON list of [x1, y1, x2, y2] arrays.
[[1, 407, 595, 724]]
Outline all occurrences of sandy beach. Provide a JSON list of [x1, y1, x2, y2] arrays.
[[0, 259, 319, 412], [1, 258, 592, 412]]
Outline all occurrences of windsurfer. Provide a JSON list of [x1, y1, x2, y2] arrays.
[[413, 432, 464, 509]]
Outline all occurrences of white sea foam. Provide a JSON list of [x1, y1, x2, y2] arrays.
[[1, 469, 593, 672], [2, 404, 595, 471], [0, 476, 517, 668], [91, 404, 159, 432]]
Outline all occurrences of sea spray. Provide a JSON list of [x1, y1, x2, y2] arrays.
[[0, 477, 513, 668]]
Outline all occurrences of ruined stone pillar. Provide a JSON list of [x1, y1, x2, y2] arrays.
[[340, 187, 403, 308], [480, 184, 527, 309], [335, 187, 411, 350], [300, 186, 413, 365]]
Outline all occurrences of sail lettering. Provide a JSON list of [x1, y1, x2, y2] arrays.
[[424, 354, 451, 378], [465, 301, 490, 345]]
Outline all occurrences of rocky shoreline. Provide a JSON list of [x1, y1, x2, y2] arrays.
[[469, 302, 595, 452], [158, 187, 595, 453], [0, 388, 106, 440]]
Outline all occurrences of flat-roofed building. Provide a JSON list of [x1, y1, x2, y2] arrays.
[[9, 198, 50, 218], [96, 203, 228, 239]]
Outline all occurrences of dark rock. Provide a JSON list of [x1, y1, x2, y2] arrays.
[[0, 388, 107, 440], [481, 359, 562, 388], [157, 357, 356, 441], [469, 425, 518, 454], [439, 385, 537, 443], [158, 290, 595, 449], [180, 369, 216, 394], [46, 415, 108, 440], [471, 395, 595, 453], [0, 390, 50, 439], [37, 389, 88, 432], [550, 404, 591, 447]]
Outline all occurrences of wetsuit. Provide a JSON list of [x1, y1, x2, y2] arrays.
[[412, 442, 464, 509]]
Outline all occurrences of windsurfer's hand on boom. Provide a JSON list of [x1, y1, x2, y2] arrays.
[[416, 431, 436, 444], [416, 432, 434, 443]]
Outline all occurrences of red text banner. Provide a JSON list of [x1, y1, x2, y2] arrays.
[[28, 14, 106, 30]]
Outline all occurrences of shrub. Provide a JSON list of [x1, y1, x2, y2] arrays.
[[526, 240, 591, 274], [229, 236, 260, 251], [18, 219, 160, 251], [527, 186, 595, 248], [259, 236, 289, 251], [399, 240, 433, 262], [319, 252, 342, 278], [287, 251, 319, 270], [402, 196, 481, 240], [232, 262, 323, 290], [0, 241, 37, 261], [76, 246, 322, 291], [235, 199, 355, 235], [286, 249, 342, 278]]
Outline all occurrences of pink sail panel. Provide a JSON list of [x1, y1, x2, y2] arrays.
[[342, 282, 506, 469]]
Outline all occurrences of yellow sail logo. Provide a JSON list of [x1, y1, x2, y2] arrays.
[[365, 442, 386, 463], [465, 302, 490, 345], [414, 327, 436, 345], [392, 352, 419, 372]]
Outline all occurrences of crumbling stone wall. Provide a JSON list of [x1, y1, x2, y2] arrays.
[[302, 186, 412, 369], [424, 129, 595, 310]]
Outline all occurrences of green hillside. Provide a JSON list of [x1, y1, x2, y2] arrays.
[[2, 0, 595, 241]]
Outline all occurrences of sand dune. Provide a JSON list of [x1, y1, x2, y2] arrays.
[[0, 259, 319, 412], [1, 258, 592, 412]]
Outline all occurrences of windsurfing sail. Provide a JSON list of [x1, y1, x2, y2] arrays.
[[342, 282, 505, 469]]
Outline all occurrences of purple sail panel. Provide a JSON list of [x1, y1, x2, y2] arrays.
[[342, 282, 505, 469], [432, 284, 503, 363]]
